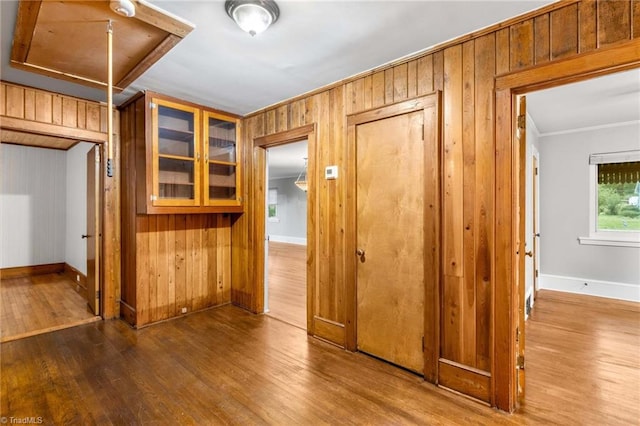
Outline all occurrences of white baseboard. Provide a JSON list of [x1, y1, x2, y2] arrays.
[[539, 274, 640, 302], [269, 235, 307, 245]]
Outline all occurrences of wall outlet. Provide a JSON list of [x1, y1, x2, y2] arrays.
[[181, 307, 187, 314], [76, 274, 80, 282]]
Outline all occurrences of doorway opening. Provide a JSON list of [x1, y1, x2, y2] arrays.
[[0, 141, 102, 342], [264, 140, 308, 330], [516, 68, 640, 422]]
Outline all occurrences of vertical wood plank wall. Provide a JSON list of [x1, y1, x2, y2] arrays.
[[119, 96, 231, 328], [231, 0, 640, 410], [0, 81, 121, 319]]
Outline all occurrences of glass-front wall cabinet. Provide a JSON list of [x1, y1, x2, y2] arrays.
[[204, 112, 238, 204], [153, 100, 200, 206], [146, 94, 242, 213]]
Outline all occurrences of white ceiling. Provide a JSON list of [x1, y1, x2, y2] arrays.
[[268, 140, 308, 179], [527, 69, 640, 135], [1, 0, 553, 116]]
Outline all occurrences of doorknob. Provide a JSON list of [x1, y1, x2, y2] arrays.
[[81, 234, 91, 239], [525, 251, 533, 257], [535, 233, 540, 237], [356, 248, 366, 263]]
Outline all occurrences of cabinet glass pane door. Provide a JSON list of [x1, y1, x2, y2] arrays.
[[155, 103, 199, 204], [205, 114, 238, 204]]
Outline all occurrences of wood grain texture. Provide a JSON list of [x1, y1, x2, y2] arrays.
[[3, 293, 637, 424], [233, 0, 639, 411], [356, 110, 424, 374], [0, 273, 98, 343], [550, 4, 579, 60], [598, 0, 631, 47], [266, 242, 306, 329]]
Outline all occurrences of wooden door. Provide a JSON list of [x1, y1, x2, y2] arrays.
[[533, 155, 539, 299], [86, 145, 101, 315], [516, 95, 527, 401], [356, 110, 424, 374]]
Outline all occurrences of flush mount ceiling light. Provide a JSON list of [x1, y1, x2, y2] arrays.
[[110, 0, 136, 17], [225, 0, 280, 36]]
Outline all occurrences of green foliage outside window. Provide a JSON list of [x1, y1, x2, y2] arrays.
[[597, 182, 640, 230]]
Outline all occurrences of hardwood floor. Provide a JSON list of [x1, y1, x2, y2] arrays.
[[518, 290, 640, 424], [1, 290, 637, 424], [0, 273, 98, 343], [267, 241, 306, 329]]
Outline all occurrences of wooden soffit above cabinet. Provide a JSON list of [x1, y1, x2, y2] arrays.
[[10, 0, 194, 92]]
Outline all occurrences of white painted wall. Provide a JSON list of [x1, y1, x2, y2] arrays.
[[1, 144, 67, 268], [538, 121, 640, 301], [267, 177, 307, 245], [65, 142, 94, 275]]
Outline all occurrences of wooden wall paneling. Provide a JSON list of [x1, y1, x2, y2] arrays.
[[51, 95, 62, 126], [534, 14, 551, 64], [276, 105, 288, 133], [5, 85, 24, 118], [362, 75, 373, 111], [0, 83, 5, 116], [393, 63, 408, 102], [76, 101, 87, 130], [551, 4, 579, 60], [579, 0, 598, 52], [61, 98, 77, 128], [496, 28, 511, 75], [157, 215, 171, 320], [174, 215, 187, 315], [634, 0, 640, 38], [384, 68, 394, 105], [473, 33, 495, 376], [494, 88, 514, 411], [433, 51, 445, 91], [148, 215, 159, 321], [23, 89, 35, 121], [371, 71, 386, 108], [443, 45, 464, 280], [417, 55, 434, 96], [598, 0, 631, 47], [461, 40, 477, 368], [510, 20, 534, 70], [407, 60, 418, 99], [422, 92, 441, 384], [333, 86, 346, 329], [103, 112, 121, 320], [34, 91, 52, 123], [136, 217, 150, 326]]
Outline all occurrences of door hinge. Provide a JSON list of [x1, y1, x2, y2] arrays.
[[517, 354, 525, 370], [535, 269, 539, 278], [149, 102, 157, 109], [517, 114, 526, 130], [96, 290, 100, 300], [535, 167, 538, 176]]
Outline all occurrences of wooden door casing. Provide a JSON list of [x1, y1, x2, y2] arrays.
[[356, 110, 425, 374]]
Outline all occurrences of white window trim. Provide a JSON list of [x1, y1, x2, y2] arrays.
[[579, 151, 640, 248]]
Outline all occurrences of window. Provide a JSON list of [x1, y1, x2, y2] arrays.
[[268, 188, 279, 222], [580, 150, 640, 247]]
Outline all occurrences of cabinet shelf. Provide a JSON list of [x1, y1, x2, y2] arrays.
[[158, 126, 194, 142]]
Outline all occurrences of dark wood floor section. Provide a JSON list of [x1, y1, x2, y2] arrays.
[[267, 242, 306, 329], [1, 291, 638, 424], [0, 273, 98, 343]]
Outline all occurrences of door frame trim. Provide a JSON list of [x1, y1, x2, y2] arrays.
[[253, 124, 317, 333], [345, 92, 442, 382], [494, 39, 640, 412]]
